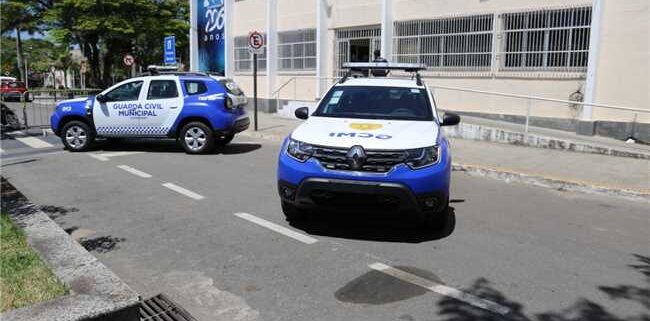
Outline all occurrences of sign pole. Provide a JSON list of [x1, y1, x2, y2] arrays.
[[253, 53, 258, 131]]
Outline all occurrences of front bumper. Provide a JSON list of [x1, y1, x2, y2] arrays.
[[278, 178, 447, 214], [277, 138, 452, 213]]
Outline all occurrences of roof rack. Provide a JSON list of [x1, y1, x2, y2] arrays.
[[339, 62, 427, 86], [142, 65, 216, 77]]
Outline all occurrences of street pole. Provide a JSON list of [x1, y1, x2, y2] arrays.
[[253, 53, 258, 131], [24, 56, 28, 89]]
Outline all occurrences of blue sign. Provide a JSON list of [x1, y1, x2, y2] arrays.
[[197, 0, 225, 73], [164, 36, 176, 65]]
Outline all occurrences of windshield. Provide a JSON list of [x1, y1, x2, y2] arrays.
[[313, 86, 434, 121]]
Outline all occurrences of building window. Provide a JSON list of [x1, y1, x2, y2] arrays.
[[500, 7, 592, 72], [234, 35, 267, 72], [278, 29, 317, 71], [394, 15, 494, 71]]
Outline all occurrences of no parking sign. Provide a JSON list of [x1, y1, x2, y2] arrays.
[[248, 31, 265, 54]]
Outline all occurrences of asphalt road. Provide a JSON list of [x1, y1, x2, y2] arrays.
[[1, 134, 649, 321]]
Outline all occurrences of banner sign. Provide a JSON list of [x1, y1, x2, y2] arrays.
[[164, 36, 176, 65], [197, 0, 225, 73]]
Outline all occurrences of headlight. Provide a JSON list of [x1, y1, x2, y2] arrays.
[[287, 138, 314, 162], [405, 146, 440, 169], [225, 96, 234, 109]]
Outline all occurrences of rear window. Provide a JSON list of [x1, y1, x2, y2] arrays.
[[147, 80, 178, 100], [184, 80, 208, 95]]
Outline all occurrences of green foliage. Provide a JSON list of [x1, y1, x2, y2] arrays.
[[45, 0, 190, 87], [0, 213, 67, 312], [2, 0, 190, 87]]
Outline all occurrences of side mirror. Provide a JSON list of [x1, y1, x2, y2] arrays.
[[95, 94, 107, 103], [441, 113, 460, 127], [294, 107, 310, 120]]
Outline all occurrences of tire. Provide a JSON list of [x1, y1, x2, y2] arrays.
[[215, 133, 235, 146], [281, 201, 307, 222], [180, 122, 215, 154], [61, 120, 95, 152]]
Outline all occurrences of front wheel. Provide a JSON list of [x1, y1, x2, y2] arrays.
[[180, 122, 215, 154], [61, 121, 95, 152]]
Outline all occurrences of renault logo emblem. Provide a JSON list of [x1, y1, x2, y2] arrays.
[[346, 145, 366, 170]]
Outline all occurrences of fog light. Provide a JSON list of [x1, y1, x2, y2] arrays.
[[281, 186, 295, 200], [424, 198, 437, 208]]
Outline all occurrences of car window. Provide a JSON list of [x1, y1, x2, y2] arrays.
[[314, 86, 434, 121], [184, 80, 208, 95], [147, 80, 178, 100], [104, 81, 144, 102]]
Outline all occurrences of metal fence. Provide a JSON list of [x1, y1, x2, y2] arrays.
[[1, 89, 100, 132]]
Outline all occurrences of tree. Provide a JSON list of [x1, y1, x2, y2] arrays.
[[45, 0, 189, 88], [0, 0, 50, 81]]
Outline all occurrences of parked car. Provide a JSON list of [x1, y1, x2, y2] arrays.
[[1, 80, 28, 102], [50, 70, 249, 154], [277, 62, 460, 227]]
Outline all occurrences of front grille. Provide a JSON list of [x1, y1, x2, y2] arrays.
[[312, 146, 407, 173]]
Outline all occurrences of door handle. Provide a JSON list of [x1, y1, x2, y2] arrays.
[[170, 106, 178, 109]]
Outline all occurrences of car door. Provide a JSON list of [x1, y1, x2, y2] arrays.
[[93, 80, 145, 136], [139, 78, 183, 136]]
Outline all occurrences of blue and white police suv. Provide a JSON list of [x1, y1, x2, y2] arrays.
[[50, 69, 249, 154], [277, 63, 461, 227]]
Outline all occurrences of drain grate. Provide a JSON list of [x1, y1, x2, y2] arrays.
[[140, 293, 197, 321]]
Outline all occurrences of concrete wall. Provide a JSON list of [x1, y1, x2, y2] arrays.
[[591, 0, 649, 123], [230, 0, 650, 125]]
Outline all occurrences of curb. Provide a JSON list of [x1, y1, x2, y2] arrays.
[[451, 163, 650, 203], [240, 130, 649, 202], [442, 123, 650, 160], [1, 179, 141, 321]]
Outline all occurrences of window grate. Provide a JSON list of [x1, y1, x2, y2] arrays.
[[278, 29, 317, 71], [393, 15, 494, 71], [499, 6, 592, 72], [234, 35, 267, 72]]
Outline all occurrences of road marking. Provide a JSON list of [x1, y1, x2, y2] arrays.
[[0, 147, 4, 153], [117, 165, 152, 178], [88, 154, 109, 161], [88, 151, 143, 162], [234, 212, 318, 244], [162, 183, 205, 200], [100, 151, 143, 158], [15, 136, 54, 149], [368, 263, 511, 315]]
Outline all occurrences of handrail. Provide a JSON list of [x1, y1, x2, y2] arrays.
[[268, 75, 648, 115], [429, 85, 649, 114]]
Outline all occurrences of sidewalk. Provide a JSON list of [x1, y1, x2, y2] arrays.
[[243, 112, 650, 199]]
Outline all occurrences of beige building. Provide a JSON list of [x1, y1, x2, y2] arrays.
[[205, 0, 650, 140]]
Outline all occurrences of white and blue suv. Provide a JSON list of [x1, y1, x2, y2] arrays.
[[50, 71, 249, 154], [277, 63, 460, 226]]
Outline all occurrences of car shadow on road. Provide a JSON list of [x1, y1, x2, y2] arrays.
[[289, 207, 456, 243], [93, 139, 261, 155]]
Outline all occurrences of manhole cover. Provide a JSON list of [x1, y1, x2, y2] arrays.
[[140, 293, 196, 321]]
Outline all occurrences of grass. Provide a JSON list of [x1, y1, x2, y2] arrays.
[[0, 213, 67, 312]]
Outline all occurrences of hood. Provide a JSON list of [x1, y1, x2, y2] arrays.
[[290, 116, 439, 150], [57, 96, 94, 106]]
